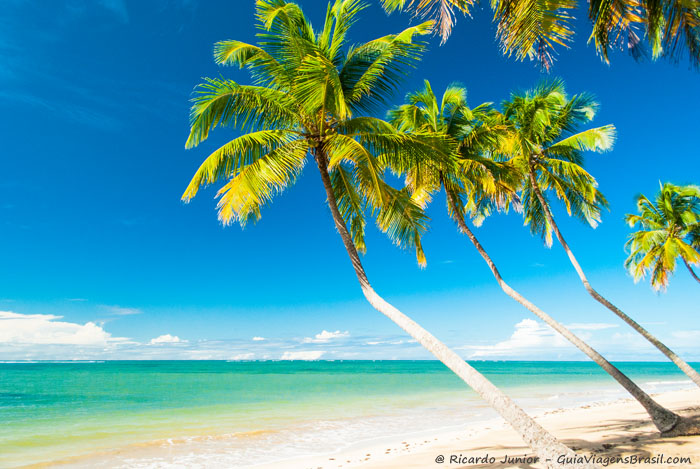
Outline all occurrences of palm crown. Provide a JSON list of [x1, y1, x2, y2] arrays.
[[381, 0, 700, 71], [625, 182, 700, 290], [388, 80, 518, 228], [498, 80, 616, 246], [182, 0, 446, 265]]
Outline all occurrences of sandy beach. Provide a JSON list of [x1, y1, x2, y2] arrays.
[[258, 388, 700, 469]]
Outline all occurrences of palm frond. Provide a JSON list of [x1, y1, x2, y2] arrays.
[[547, 125, 616, 157], [522, 182, 554, 245], [624, 182, 700, 290], [186, 78, 298, 148], [325, 133, 389, 209], [340, 21, 433, 112], [375, 185, 430, 266], [182, 129, 299, 201], [588, 0, 645, 63], [213, 40, 290, 87], [645, 0, 700, 67], [330, 162, 368, 252], [215, 139, 308, 226], [255, 0, 319, 71], [294, 52, 350, 120], [492, 0, 576, 71], [326, 0, 368, 64], [380, 0, 474, 43]]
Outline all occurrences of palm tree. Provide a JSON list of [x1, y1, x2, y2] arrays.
[[501, 82, 700, 393], [499, 80, 700, 419], [379, 0, 700, 71], [390, 80, 696, 435], [181, 1, 593, 465], [625, 182, 700, 289]]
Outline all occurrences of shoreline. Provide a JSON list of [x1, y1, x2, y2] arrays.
[[28, 387, 700, 468], [253, 388, 700, 469]]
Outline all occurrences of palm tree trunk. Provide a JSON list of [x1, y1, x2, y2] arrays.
[[313, 150, 595, 469], [683, 258, 700, 285], [443, 182, 693, 435], [526, 169, 700, 393]]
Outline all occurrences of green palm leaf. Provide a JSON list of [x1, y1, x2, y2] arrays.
[[182, 129, 300, 201], [625, 182, 700, 290], [215, 139, 308, 226], [186, 78, 298, 148]]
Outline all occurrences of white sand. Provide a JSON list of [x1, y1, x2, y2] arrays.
[[254, 388, 700, 469]]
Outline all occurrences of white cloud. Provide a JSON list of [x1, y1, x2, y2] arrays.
[[672, 330, 700, 339], [252, 336, 266, 341], [149, 334, 186, 345], [365, 339, 405, 346], [303, 330, 349, 343], [104, 305, 142, 316], [461, 319, 572, 359], [0, 310, 128, 346], [281, 350, 326, 360], [566, 323, 619, 331]]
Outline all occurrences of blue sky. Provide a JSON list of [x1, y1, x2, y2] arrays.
[[0, 0, 698, 361]]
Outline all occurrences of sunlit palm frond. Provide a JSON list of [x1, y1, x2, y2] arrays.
[[321, 0, 368, 65], [255, 0, 319, 70], [186, 78, 298, 148], [330, 162, 368, 252], [340, 21, 433, 112], [325, 133, 389, 209], [182, 129, 300, 202], [362, 131, 453, 173], [381, 0, 474, 43], [521, 182, 554, 245], [547, 125, 616, 159], [644, 0, 700, 66], [375, 186, 429, 266], [294, 53, 350, 120], [538, 163, 608, 228], [588, 0, 645, 63], [492, 0, 576, 71], [340, 116, 397, 135], [625, 182, 700, 290], [404, 163, 442, 208], [213, 40, 290, 88], [215, 139, 308, 226]]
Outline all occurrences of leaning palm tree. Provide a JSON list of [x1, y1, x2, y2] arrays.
[[181, 1, 592, 465], [500, 80, 700, 401], [380, 0, 700, 71], [390, 80, 696, 435], [625, 182, 700, 289]]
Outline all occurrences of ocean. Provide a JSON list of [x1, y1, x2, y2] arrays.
[[0, 360, 695, 468]]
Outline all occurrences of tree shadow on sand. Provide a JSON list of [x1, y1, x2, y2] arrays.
[[452, 407, 700, 469]]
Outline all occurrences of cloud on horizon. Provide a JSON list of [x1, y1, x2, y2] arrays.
[[149, 334, 186, 345], [0, 310, 130, 346], [302, 330, 349, 343], [459, 319, 578, 359], [1, 311, 697, 362]]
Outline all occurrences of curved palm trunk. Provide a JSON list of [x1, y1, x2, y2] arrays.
[[443, 184, 692, 436], [313, 151, 595, 469], [683, 258, 700, 285], [526, 169, 700, 393]]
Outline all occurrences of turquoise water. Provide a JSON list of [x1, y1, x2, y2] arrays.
[[0, 360, 695, 468]]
